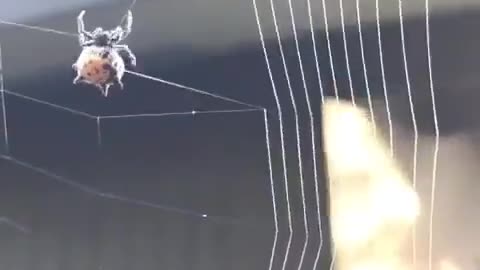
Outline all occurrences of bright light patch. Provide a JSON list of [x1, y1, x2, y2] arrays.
[[322, 99, 458, 270]]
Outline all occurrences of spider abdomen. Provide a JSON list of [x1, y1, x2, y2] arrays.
[[74, 46, 125, 87]]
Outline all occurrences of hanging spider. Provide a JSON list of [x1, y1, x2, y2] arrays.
[[72, 10, 136, 97]]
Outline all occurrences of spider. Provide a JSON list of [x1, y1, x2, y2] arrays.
[[72, 10, 136, 97]]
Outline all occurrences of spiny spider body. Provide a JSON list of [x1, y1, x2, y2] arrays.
[[72, 10, 136, 97]]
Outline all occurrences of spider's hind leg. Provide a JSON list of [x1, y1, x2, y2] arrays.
[[95, 84, 108, 97], [103, 80, 122, 97], [105, 63, 124, 91], [113, 75, 124, 90], [73, 74, 84, 84], [104, 84, 112, 97], [114, 45, 136, 69]]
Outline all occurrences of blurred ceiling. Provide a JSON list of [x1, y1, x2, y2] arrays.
[[2, 0, 480, 54]]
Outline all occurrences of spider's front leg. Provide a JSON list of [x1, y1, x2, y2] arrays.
[[119, 10, 133, 40], [114, 44, 136, 68], [77, 10, 88, 35], [77, 10, 93, 45], [80, 40, 95, 47], [73, 73, 84, 84]]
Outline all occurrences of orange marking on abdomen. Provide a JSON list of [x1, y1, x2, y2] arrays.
[[80, 57, 113, 84]]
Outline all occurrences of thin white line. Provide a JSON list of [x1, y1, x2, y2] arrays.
[[319, 0, 339, 267], [356, 0, 377, 136], [399, 0, 419, 267], [320, 0, 340, 102], [252, 1, 293, 269], [0, 154, 229, 222], [125, 70, 262, 110], [0, 43, 4, 91], [376, 0, 394, 156], [268, 0, 305, 268], [0, 44, 9, 154], [425, 0, 440, 269], [339, 0, 356, 107], [307, 0, 325, 105], [120, 0, 138, 25], [0, 91, 7, 154], [0, 216, 30, 233], [330, 247, 336, 270], [103, 111, 194, 119], [287, 0, 324, 267], [3, 89, 96, 118], [262, 108, 279, 270], [0, 19, 76, 36], [100, 108, 261, 119], [96, 117, 102, 147], [306, 0, 326, 267]]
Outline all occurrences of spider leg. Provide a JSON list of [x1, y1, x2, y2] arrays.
[[73, 74, 84, 84], [104, 64, 124, 92], [80, 40, 95, 47], [114, 44, 136, 68], [113, 75, 124, 90], [119, 10, 133, 41], [77, 10, 93, 45], [104, 84, 112, 97], [77, 10, 88, 35], [95, 84, 108, 97], [78, 34, 86, 45]]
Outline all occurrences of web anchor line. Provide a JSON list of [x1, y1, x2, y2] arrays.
[[1, 88, 263, 161], [124, 70, 262, 110], [398, 0, 420, 267], [253, 0, 292, 269], [0, 44, 9, 154], [266, 0, 308, 268], [3, 89, 96, 118], [306, 0, 327, 267], [287, 0, 325, 267], [376, 0, 394, 156], [0, 154, 240, 225], [0, 216, 30, 233], [95, 108, 262, 146], [318, 0, 342, 265], [425, 0, 440, 267], [356, 0, 377, 136], [0, 19, 76, 36], [0, 89, 7, 154], [100, 108, 261, 120]]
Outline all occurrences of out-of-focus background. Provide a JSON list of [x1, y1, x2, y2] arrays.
[[1, 0, 480, 269]]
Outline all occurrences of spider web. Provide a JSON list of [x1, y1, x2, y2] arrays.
[[0, 9, 279, 270], [252, 0, 439, 268]]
